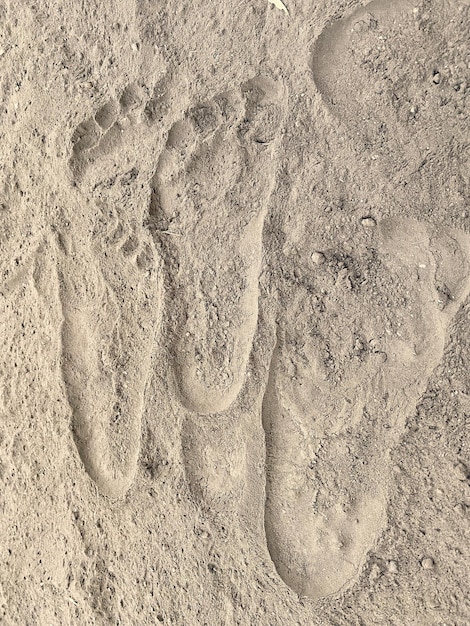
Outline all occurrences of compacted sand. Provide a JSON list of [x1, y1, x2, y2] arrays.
[[1, 0, 469, 624]]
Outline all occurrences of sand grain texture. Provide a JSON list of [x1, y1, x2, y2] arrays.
[[1, 0, 469, 624]]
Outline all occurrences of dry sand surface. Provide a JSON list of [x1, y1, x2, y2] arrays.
[[1, 0, 469, 624]]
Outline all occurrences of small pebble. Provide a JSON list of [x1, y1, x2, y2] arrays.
[[454, 461, 469, 481], [454, 503, 467, 516], [311, 251, 325, 265], [353, 19, 368, 33], [421, 557, 434, 570], [432, 72, 441, 84], [368, 563, 382, 582], [388, 560, 398, 574], [361, 216, 376, 228]]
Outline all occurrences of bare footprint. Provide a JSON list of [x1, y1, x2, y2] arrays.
[[58, 203, 161, 498], [262, 217, 470, 599], [148, 76, 287, 415]]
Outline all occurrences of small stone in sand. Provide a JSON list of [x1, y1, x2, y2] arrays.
[[361, 216, 376, 228], [453, 503, 467, 516], [453, 461, 468, 481], [311, 251, 325, 265], [421, 557, 434, 570]]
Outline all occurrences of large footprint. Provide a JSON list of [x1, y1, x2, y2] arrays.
[[262, 217, 470, 599], [149, 76, 287, 415], [58, 201, 161, 498]]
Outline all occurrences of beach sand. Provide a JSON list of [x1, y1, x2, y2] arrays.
[[1, 0, 469, 623]]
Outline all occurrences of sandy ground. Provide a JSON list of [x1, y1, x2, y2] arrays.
[[1, 0, 469, 624]]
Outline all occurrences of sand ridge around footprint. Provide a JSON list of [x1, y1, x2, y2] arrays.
[[57, 190, 162, 499], [262, 217, 470, 600], [148, 76, 288, 415]]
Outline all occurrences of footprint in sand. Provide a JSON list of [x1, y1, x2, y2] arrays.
[[311, 0, 415, 128], [58, 194, 161, 499], [148, 76, 287, 415], [61, 82, 165, 498], [262, 217, 470, 599], [310, 0, 467, 158]]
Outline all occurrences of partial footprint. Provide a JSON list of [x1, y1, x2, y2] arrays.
[[312, 0, 414, 107], [58, 206, 161, 498], [148, 76, 287, 415], [69, 84, 146, 181], [311, 0, 415, 128], [262, 218, 470, 599], [182, 413, 247, 517], [311, 0, 467, 151]]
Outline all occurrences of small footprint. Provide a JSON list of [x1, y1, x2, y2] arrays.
[[262, 217, 470, 599], [148, 76, 287, 415], [57, 202, 162, 498]]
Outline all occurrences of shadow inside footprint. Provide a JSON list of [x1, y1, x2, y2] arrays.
[[262, 217, 470, 599], [148, 75, 287, 415]]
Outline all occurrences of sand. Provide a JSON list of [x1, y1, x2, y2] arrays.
[[1, 0, 469, 624]]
